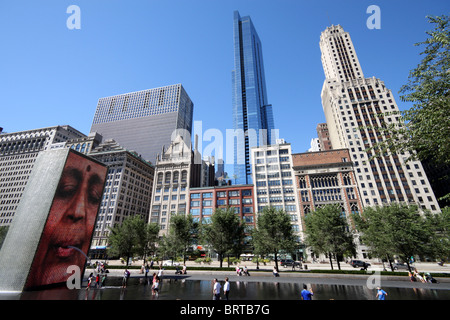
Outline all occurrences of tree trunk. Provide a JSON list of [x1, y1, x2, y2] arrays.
[[336, 254, 341, 270], [274, 251, 279, 272], [386, 254, 394, 272], [329, 253, 334, 270]]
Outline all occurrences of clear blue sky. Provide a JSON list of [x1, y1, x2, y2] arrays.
[[1, 0, 448, 172]]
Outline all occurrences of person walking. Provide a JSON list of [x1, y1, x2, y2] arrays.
[[95, 273, 100, 288], [122, 269, 130, 288], [86, 273, 94, 290], [151, 276, 160, 296], [376, 287, 388, 300], [301, 284, 313, 300], [101, 273, 107, 287], [212, 278, 221, 300], [223, 277, 230, 300]]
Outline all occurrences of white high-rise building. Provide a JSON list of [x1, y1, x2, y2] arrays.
[[251, 140, 303, 242], [320, 25, 440, 212]]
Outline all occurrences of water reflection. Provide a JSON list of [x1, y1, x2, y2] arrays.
[[6, 277, 450, 300]]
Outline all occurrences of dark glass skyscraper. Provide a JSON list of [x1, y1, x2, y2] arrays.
[[232, 11, 275, 185]]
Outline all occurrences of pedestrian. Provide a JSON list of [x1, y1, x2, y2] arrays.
[[101, 273, 107, 287], [243, 265, 250, 276], [152, 276, 160, 295], [376, 287, 387, 300], [273, 266, 279, 277], [151, 272, 157, 287], [182, 264, 187, 274], [301, 284, 313, 300], [158, 266, 164, 280], [212, 278, 221, 300], [145, 264, 150, 278], [223, 277, 230, 300], [414, 269, 426, 283], [150, 260, 154, 269], [95, 273, 100, 288], [86, 273, 94, 290], [122, 269, 130, 288]]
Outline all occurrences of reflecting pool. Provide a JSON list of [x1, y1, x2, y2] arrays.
[[4, 277, 450, 300]]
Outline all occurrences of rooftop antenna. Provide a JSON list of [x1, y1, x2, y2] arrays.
[[326, 11, 332, 26]]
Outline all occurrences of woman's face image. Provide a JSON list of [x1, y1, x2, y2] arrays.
[[26, 152, 106, 289]]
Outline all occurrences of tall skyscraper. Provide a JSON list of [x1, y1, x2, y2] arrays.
[[90, 84, 193, 164], [232, 11, 275, 185], [320, 25, 440, 212]]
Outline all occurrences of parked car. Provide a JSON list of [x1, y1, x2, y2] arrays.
[[393, 262, 410, 270], [162, 260, 180, 266], [280, 259, 301, 268], [349, 260, 371, 269]]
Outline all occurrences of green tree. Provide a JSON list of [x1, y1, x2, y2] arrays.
[[163, 214, 198, 263], [368, 15, 449, 183], [353, 207, 399, 271], [303, 204, 356, 270], [355, 203, 437, 271], [134, 218, 159, 262], [424, 206, 450, 265], [107, 216, 147, 266], [251, 207, 297, 271], [202, 207, 245, 268]]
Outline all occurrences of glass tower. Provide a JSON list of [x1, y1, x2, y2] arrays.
[[232, 11, 275, 185]]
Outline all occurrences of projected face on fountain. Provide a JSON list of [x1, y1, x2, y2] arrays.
[[25, 152, 106, 289]]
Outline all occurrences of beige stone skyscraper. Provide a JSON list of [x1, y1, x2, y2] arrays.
[[319, 25, 440, 212]]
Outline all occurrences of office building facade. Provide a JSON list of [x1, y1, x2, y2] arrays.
[[88, 139, 154, 256], [292, 149, 365, 256], [250, 140, 302, 240], [149, 134, 215, 234], [232, 11, 275, 185], [0, 125, 85, 227], [90, 84, 194, 164], [320, 25, 440, 212]]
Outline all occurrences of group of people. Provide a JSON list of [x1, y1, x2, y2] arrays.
[[175, 264, 187, 275], [87, 271, 108, 289], [409, 269, 438, 283], [235, 265, 250, 276], [86, 261, 109, 289], [212, 278, 231, 300]]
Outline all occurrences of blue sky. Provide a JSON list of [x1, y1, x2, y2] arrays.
[[1, 0, 448, 173]]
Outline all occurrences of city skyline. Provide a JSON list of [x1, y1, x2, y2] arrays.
[[1, 1, 449, 175]]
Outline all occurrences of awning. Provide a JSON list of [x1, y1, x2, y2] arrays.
[[90, 246, 107, 250]]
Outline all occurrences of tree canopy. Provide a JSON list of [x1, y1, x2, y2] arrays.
[[369, 15, 449, 169], [201, 207, 246, 268], [251, 206, 298, 271], [303, 204, 356, 270], [354, 203, 449, 271]]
